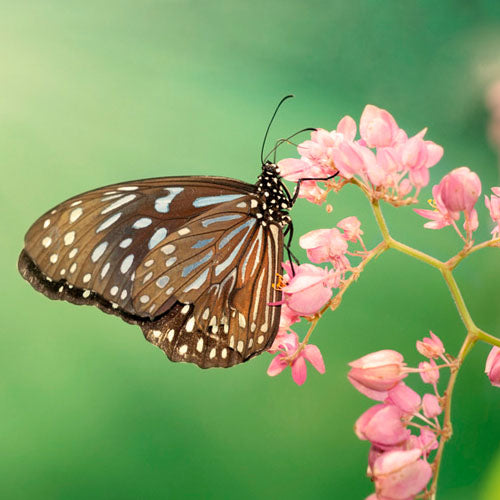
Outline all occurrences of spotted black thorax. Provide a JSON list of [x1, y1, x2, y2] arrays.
[[253, 162, 292, 228]]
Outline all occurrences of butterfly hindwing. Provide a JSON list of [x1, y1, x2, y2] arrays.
[[140, 215, 283, 367]]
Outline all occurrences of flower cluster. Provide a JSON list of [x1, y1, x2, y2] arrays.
[[267, 217, 365, 385], [278, 104, 443, 204], [267, 102, 500, 498], [348, 332, 451, 499]]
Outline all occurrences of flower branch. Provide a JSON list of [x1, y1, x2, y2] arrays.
[[267, 103, 500, 499]]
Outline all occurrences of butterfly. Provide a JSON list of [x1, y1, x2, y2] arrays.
[[18, 98, 336, 369]]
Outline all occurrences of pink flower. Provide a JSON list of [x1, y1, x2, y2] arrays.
[[299, 228, 350, 270], [401, 129, 443, 188], [278, 303, 300, 330], [419, 359, 439, 384], [439, 166, 481, 213], [331, 140, 377, 181], [386, 383, 421, 415], [267, 329, 294, 354], [485, 187, 500, 237], [415, 168, 481, 235], [485, 346, 500, 387], [355, 404, 410, 447], [422, 394, 442, 418], [359, 105, 402, 148], [337, 216, 364, 243], [348, 350, 407, 401], [371, 449, 432, 499], [267, 331, 325, 386], [281, 261, 338, 316], [416, 331, 444, 359], [417, 427, 439, 455], [277, 157, 315, 182]]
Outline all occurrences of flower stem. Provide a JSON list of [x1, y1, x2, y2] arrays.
[[427, 333, 477, 500]]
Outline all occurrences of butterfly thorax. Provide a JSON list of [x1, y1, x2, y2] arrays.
[[254, 163, 292, 228]]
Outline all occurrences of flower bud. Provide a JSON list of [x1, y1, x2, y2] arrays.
[[386, 383, 421, 415], [485, 346, 500, 388], [422, 394, 442, 418], [348, 350, 407, 400], [416, 331, 444, 359], [355, 404, 410, 447], [372, 449, 432, 499], [437, 166, 481, 214], [419, 360, 439, 384]]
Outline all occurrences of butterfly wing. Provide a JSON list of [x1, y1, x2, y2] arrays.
[[135, 201, 283, 367], [19, 176, 283, 368]]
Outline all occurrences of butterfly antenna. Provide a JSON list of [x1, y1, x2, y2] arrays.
[[265, 127, 316, 164], [260, 94, 295, 165]]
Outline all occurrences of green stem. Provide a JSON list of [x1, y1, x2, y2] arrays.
[[368, 197, 500, 499], [428, 333, 477, 500]]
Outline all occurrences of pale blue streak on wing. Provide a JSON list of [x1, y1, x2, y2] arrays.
[[215, 219, 256, 276], [181, 250, 214, 278], [183, 268, 210, 293], [192, 194, 245, 207], [191, 237, 215, 249], [201, 214, 242, 227], [154, 187, 184, 213], [218, 219, 255, 249]]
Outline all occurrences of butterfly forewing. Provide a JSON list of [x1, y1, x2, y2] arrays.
[[19, 174, 285, 368]]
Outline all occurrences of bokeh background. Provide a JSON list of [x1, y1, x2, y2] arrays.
[[2, 1, 500, 499]]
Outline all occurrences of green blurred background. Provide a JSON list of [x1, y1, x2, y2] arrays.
[[2, 1, 500, 499]]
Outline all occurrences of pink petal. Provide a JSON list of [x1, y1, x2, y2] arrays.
[[291, 356, 307, 385], [337, 115, 357, 141], [422, 394, 442, 418], [348, 376, 389, 401], [303, 344, 326, 374], [267, 354, 288, 377], [373, 450, 432, 499], [286, 284, 333, 315], [386, 383, 421, 415]]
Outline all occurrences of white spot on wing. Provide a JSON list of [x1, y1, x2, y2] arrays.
[[120, 254, 134, 274], [91, 241, 108, 262], [185, 317, 195, 332], [161, 244, 175, 255], [100, 262, 110, 279], [179, 344, 188, 355], [97, 212, 121, 232], [83, 273, 92, 283], [64, 231, 75, 245], [42, 237, 52, 248], [196, 338, 204, 352], [69, 207, 83, 223], [101, 194, 136, 215], [148, 228, 168, 249], [132, 217, 152, 229], [119, 238, 132, 248]]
